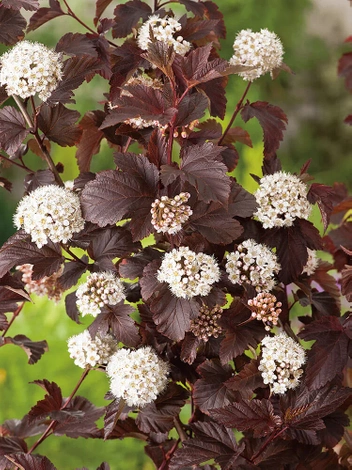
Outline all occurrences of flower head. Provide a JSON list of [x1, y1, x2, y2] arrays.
[[16, 264, 64, 303], [67, 330, 117, 369], [137, 15, 191, 56], [14, 185, 85, 248], [258, 333, 306, 394], [225, 239, 280, 292], [302, 249, 319, 276], [151, 192, 192, 235], [248, 292, 282, 331], [190, 304, 223, 341], [254, 172, 312, 229], [230, 28, 284, 81], [106, 346, 169, 408], [0, 40, 63, 101], [76, 272, 126, 317], [157, 246, 220, 299]]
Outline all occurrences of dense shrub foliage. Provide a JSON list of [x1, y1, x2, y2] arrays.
[[0, 1, 351, 469]]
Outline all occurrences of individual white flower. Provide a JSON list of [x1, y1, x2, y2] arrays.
[[0, 40, 63, 101], [225, 239, 280, 292], [302, 249, 319, 276], [247, 292, 282, 331], [157, 246, 221, 299], [229, 28, 284, 81], [137, 15, 191, 56], [258, 332, 306, 394], [16, 264, 64, 302], [76, 272, 126, 317], [67, 330, 117, 369], [190, 304, 223, 341], [106, 346, 169, 408], [14, 185, 85, 248], [151, 192, 192, 235], [254, 172, 313, 229]]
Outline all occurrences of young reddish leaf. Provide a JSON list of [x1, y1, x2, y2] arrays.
[[341, 265, 352, 301], [338, 51, 352, 91], [5, 335, 48, 365], [299, 316, 350, 389], [210, 399, 282, 438], [197, 76, 228, 119], [27, 0, 64, 33], [65, 291, 81, 324], [38, 104, 82, 147], [2, 0, 39, 10], [55, 32, 98, 57], [4, 454, 57, 470], [229, 181, 257, 218], [76, 110, 105, 172], [112, 0, 151, 38], [0, 106, 29, 156], [241, 101, 288, 159], [193, 359, 238, 414], [28, 380, 63, 423], [0, 6, 26, 45], [225, 360, 265, 399]]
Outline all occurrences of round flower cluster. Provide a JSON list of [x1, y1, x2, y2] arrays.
[[302, 249, 319, 276], [106, 346, 169, 408], [190, 305, 223, 341], [16, 264, 64, 303], [229, 29, 284, 81], [258, 333, 306, 395], [247, 292, 282, 331], [67, 330, 117, 369], [14, 185, 85, 248], [137, 15, 191, 56], [157, 247, 221, 299], [76, 272, 126, 317], [151, 192, 192, 235], [254, 172, 313, 229], [225, 239, 280, 292], [0, 40, 63, 101]]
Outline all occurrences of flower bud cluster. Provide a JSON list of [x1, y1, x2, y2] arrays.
[[254, 172, 312, 229], [14, 185, 85, 248], [67, 330, 117, 369], [16, 264, 64, 303], [230, 29, 284, 81], [0, 40, 63, 101], [106, 346, 169, 408], [225, 239, 280, 292], [258, 333, 306, 395], [76, 272, 126, 317], [302, 248, 319, 276], [157, 246, 221, 299], [137, 15, 191, 56], [151, 192, 192, 235], [248, 292, 282, 331], [190, 305, 223, 341]]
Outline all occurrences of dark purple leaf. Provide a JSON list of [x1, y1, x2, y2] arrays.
[[179, 0, 206, 16], [180, 333, 201, 365], [174, 92, 209, 128], [27, 0, 64, 33], [96, 464, 110, 470], [341, 265, 352, 301], [94, 0, 114, 25], [24, 169, 57, 193], [145, 440, 178, 469], [197, 76, 228, 119], [75, 111, 105, 172], [103, 399, 126, 439], [112, 0, 151, 38], [187, 119, 222, 144], [0, 6, 26, 45], [5, 335, 48, 365], [0, 312, 8, 330], [318, 410, 350, 448], [180, 18, 222, 43], [141, 41, 175, 77], [4, 454, 57, 470], [119, 248, 162, 280], [1, 0, 39, 10], [221, 127, 253, 148], [0, 415, 47, 440], [220, 145, 239, 172], [0, 437, 27, 459], [229, 181, 257, 218], [146, 129, 168, 167], [203, 1, 226, 38], [38, 104, 82, 147], [58, 259, 87, 291], [225, 360, 265, 399], [65, 291, 81, 324], [0, 106, 29, 156], [338, 51, 352, 91], [28, 380, 62, 423], [55, 32, 98, 57]]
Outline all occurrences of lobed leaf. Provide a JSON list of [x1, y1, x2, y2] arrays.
[[4, 335, 48, 365], [112, 0, 151, 38], [4, 454, 57, 470], [225, 360, 265, 399], [55, 32, 98, 57], [28, 380, 62, 423], [75, 111, 105, 172], [0, 6, 26, 45], [27, 0, 64, 33], [1, 0, 39, 10], [0, 106, 29, 156], [38, 104, 82, 147]]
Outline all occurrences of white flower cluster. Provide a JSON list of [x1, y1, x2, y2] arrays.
[[0, 40, 63, 101], [151, 192, 192, 235], [254, 172, 313, 229], [157, 247, 221, 299], [229, 29, 284, 81], [225, 239, 280, 292], [190, 304, 223, 341], [258, 333, 306, 394], [137, 15, 191, 56], [16, 264, 64, 303], [302, 249, 319, 276], [106, 346, 169, 408], [76, 272, 126, 317], [14, 185, 85, 248], [247, 292, 282, 331], [67, 330, 117, 369]]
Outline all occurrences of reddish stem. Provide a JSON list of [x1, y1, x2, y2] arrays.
[[251, 426, 288, 462], [0, 154, 32, 172], [1, 303, 25, 338]]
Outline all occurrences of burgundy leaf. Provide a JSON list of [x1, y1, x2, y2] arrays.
[[197, 76, 228, 119], [1, 0, 39, 10], [221, 127, 253, 148], [4, 454, 56, 470], [1, 414, 46, 439], [229, 181, 257, 218], [28, 380, 63, 423], [241, 101, 288, 159], [24, 169, 57, 193], [75, 111, 105, 172], [96, 464, 110, 470], [338, 51, 352, 91], [27, 0, 64, 33], [0, 106, 29, 156], [187, 119, 222, 144], [311, 261, 341, 306], [344, 114, 352, 125], [112, 0, 151, 38], [203, 1, 226, 38], [65, 291, 81, 324], [145, 440, 179, 469], [174, 92, 209, 128], [141, 41, 175, 77], [220, 145, 239, 172], [146, 129, 168, 167], [178, 0, 206, 16], [0, 312, 8, 330], [180, 18, 222, 44], [180, 333, 201, 365], [58, 259, 88, 291], [225, 360, 265, 399], [307, 183, 342, 231], [119, 248, 162, 280], [5, 335, 48, 365], [38, 104, 82, 147], [341, 265, 352, 302], [94, 0, 114, 25], [55, 32, 98, 57], [103, 399, 126, 439], [0, 6, 26, 45], [0, 437, 27, 459], [318, 409, 350, 448]]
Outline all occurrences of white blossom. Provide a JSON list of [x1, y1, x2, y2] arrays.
[[14, 185, 85, 248], [157, 246, 221, 299], [302, 248, 319, 276], [137, 15, 191, 56], [225, 239, 280, 292], [16, 264, 64, 303], [106, 346, 169, 408], [248, 292, 282, 331], [258, 332, 306, 394], [76, 272, 126, 317], [67, 330, 117, 369], [230, 28, 284, 81], [0, 40, 63, 101], [151, 192, 192, 235], [254, 172, 313, 229]]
